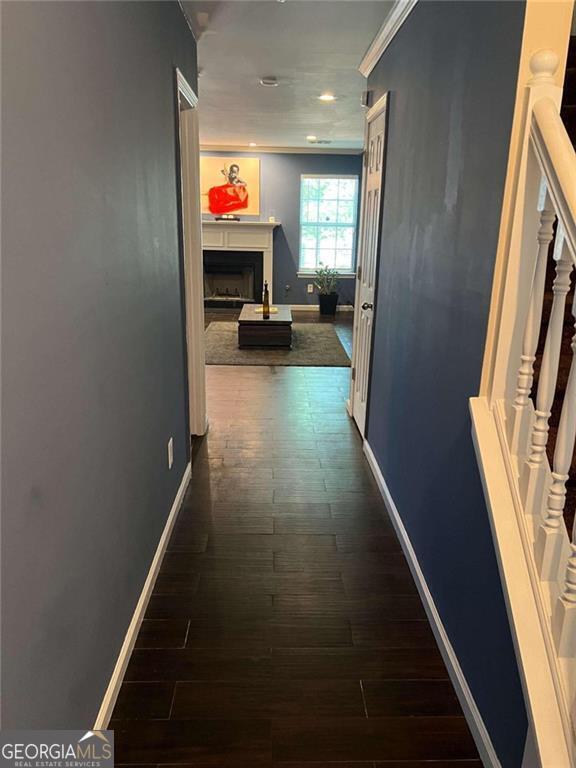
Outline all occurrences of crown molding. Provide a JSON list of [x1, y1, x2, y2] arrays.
[[359, 0, 419, 77], [199, 144, 363, 156]]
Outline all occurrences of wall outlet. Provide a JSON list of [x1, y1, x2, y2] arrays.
[[167, 437, 174, 470], [307, 283, 314, 294]]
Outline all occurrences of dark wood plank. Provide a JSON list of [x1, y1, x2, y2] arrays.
[[271, 717, 478, 762], [351, 620, 438, 649], [135, 620, 189, 648], [271, 648, 448, 680], [272, 594, 426, 621], [197, 574, 345, 596], [111, 681, 174, 719], [362, 680, 463, 716], [111, 719, 271, 765], [184, 619, 352, 649], [124, 649, 272, 681], [172, 680, 364, 719]]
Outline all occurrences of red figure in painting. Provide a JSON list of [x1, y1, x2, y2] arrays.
[[208, 163, 249, 214]]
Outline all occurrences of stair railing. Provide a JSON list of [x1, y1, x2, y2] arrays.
[[472, 48, 576, 764]]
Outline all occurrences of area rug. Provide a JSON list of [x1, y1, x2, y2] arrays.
[[204, 322, 351, 367]]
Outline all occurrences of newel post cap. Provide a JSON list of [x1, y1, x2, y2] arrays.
[[529, 49, 559, 85]]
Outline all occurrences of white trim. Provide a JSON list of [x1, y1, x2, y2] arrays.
[[297, 271, 355, 279], [176, 68, 198, 108], [93, 463, 192, 729], [470, 397, 573, 766], [290, 303, 354, 312], [363, 439, 502, 768], [366, 93, 389, 124], [202, 220, 280, 229], [359, 0, 419, 77], [177, 70, 207, 437], [200, 144, 363, 156]]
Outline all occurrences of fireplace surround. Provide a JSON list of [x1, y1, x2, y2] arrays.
[[201, 220, 279, 304], [203, 251, 263, 308]]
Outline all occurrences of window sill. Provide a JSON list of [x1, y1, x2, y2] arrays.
[[297, 271, 356, 279]]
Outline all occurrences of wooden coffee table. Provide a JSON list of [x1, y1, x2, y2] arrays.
[[238, 304, 293, 348]]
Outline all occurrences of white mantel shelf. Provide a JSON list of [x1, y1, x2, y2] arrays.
[[202, 220, 281, 227], [201, 220, 280, 301]]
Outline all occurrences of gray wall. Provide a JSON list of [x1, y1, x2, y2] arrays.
[[365, 2, 528, 765], [2, 1, 196, 726], [201, 151, 362, 305]]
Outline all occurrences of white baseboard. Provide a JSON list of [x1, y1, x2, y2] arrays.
[[362, 440, 501, 768], [93, 462, 192, 728], [290, 304, 354, 312]]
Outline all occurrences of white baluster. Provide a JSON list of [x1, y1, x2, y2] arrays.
[[553, 540, 576, 657], [520, 230, 572, 528], [509, 188, 556, 458], [537, 289, 576, 588], [534, 238, 574, 577]]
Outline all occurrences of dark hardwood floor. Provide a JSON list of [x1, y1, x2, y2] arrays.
[[111, 360, 480, 767]]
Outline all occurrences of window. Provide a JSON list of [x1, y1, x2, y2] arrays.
[[299, 175, 359, 273]]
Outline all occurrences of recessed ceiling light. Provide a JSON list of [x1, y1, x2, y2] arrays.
[[318, 93, 336, 102], [249, 142, 257, 147], [259, 76, 279, 87], [306, 135, 318, 143]]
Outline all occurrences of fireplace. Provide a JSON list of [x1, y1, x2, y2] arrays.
[[203, 250, 264, 309]]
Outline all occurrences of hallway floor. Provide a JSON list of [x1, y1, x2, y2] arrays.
[[111, 365, 480, 766]]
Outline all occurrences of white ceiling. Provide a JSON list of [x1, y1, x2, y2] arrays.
[[183, 1, 392, 150]]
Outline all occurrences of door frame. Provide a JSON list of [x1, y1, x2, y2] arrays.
[[175, 68, 207, 439], [347, 92, 389, 433]]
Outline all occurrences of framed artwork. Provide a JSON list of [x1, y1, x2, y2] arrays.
[[200, 156, 260, 216]]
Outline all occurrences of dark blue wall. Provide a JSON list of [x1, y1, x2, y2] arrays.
[[2, 1, 196, 726], [201, 152, 362, 305], [366, 2, 527, 765]]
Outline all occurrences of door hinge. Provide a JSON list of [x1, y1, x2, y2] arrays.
[[357, 264, 361, 281], [351, 366, 356, 381]]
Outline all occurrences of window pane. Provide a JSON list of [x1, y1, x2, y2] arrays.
[[318, 178, 339, 200], [319, 200, 338, 223], [318, 250, 336, 268], [337, 227, 354, 249], [301, 225, 317, 250], [303, 200, 318, 223], [339, 178, 357, 200], [301, 249, 317, 269], [302, 178, 319, 200], [337, 200, 355, 224], [335, 249, 353, 269], [319, 226, 337, 249]]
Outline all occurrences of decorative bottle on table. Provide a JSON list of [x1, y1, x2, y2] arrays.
[[262, 281, 270, 319]]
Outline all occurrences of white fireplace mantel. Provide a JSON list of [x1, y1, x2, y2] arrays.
[[201, 220, 280, 303]]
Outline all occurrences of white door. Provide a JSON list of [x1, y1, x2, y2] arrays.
[[350, 95, 387, 436]]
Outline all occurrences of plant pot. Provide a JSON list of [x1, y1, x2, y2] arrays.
[[318, 292, 339, 316]]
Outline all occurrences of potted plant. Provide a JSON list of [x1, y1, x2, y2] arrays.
[[315, 265, 339, 316]]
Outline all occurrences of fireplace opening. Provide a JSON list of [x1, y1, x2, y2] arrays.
[[203, 251, 264, 309]]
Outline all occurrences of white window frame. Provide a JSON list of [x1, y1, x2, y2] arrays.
[[298, 173, 359, 276]]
